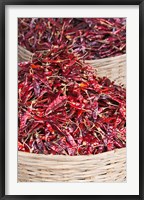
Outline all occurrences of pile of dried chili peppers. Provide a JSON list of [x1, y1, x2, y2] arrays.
[[18, 18, 126, 59], [18, 46, 126, 155]]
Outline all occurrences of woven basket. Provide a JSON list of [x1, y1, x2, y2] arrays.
[[86, 54, 126, 85], [18, 45, 126, 182], [18, 148, 126, 182]]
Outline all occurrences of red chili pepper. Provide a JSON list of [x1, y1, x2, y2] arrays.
[[45, 95, 67, 115], [19, 18, 126, 59], [18, 141, 25, 151], [65, 132, 77, 147], [31, 64, 43, 70], [46, 122, 54, 134], [18, 34, 126, 155]]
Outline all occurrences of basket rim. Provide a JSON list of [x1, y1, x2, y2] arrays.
[[18, 147, 126, 160], [85, 54, 126, 63]]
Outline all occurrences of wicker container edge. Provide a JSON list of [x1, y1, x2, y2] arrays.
[[18, 147, 126, 182]]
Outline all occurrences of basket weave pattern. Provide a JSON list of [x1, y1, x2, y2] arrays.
[[18, 46, 126, 182], [18, 45, 34, 63], [18, 148, 126, 182], [86, 54, 126, 85]]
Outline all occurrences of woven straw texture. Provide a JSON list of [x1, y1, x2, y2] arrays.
[[18, 148, 126, 182], [86, 54, 126, 85], [18, 45, 126, 182], [18, 45, 34, 62]]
